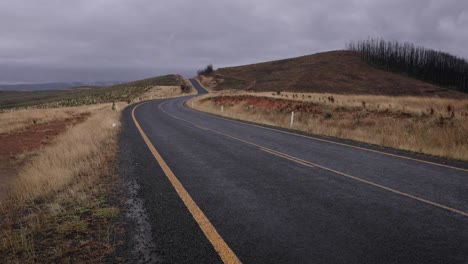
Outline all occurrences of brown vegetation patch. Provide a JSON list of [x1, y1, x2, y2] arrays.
[[0, 113, 90, 201], [206, 95, 421, 120], [204, 50, 468, 98], [0, 113, 89, 155]]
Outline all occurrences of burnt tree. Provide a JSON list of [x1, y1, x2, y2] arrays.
[[347, 38, 468, 93]]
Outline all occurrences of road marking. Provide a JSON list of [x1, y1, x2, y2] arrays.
[[185, 100, 468, 173], [194, 124, 209, 130], [265, 151, 468, 217], [260, 148, 314, 168], [132, 102, 241, 264], [158, 101, 468, 217]]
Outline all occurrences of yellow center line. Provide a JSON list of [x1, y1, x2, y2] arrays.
[[158, 101, 468, 217], [194, 124, 209, 130], [132, 102, 241, 264], [184, 98, 468, 173], [260, 148, 314, 168]]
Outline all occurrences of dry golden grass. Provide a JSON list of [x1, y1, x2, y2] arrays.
[[0, 106, 93, 134], [254, 91, 468, 116], [11, 104, 120, 203], [190, 93, 468, 161], [140, 85, 186, 100], [134, 78, 196, 102], [196, 76, 218, 92], [0, 103, 124, 263]]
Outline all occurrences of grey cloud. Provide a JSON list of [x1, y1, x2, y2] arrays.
[[1, 0, 467, 83]]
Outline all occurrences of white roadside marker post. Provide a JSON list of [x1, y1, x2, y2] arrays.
[[221, 105, 224, 112], [192, 101, 194, 108], [290, 111, 294, 128]]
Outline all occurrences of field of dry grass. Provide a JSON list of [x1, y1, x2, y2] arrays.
[[141, 85, 183, 99], [0, 106, 92, 134], [190, 92, 468, 161], [0, 103, 125, 263], [139, 83, 196, 102]]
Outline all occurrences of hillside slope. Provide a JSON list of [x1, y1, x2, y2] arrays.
[[0, 74, 187, 109], [202, 50, 467, 98]]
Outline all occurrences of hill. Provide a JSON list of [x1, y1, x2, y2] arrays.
[[0, 74, 187, 110], [200, 50, 468, 98], [0, 81, 122, 91]]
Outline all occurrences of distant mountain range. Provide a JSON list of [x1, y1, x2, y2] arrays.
[[0, 81, 123, 91]]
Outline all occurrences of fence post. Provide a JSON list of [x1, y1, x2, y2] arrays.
[[290, 111, 294, 128]]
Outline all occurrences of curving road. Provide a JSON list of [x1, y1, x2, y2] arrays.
[[119, 79, 468, 263]]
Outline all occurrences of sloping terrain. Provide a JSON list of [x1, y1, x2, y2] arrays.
[[0, 74, 188, 109], [202, 50, 468, 98]]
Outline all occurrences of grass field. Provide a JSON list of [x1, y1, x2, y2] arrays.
[[190, 92, 468, 161], [0, 103, 125, 263], [0, 106, 91, 134]]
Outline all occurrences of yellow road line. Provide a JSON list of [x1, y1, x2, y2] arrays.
[[260, 148, 314, 168], [132, 102, 241, 264], [185, 100, 468, 173], [194, 124, 209, 130], [158, 102, 468, 217]]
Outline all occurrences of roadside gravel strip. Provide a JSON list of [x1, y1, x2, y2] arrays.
[[119, 79, 467, 263]]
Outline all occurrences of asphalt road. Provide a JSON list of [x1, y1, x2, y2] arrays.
[[120, 79, 468, 263]]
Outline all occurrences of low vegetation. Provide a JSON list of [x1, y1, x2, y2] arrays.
[[0, 103, 125, 263], [0, 74, 189, 110], [190, 93, 468, 161]]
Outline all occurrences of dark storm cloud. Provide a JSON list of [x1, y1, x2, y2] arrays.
[[1, 0, 467, 83]]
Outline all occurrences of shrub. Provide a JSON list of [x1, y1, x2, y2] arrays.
[[181, 84, 191, 93], [197, 64, 214, 76], [323, 112, 333, 119]]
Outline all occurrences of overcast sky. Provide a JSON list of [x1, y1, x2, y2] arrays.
[[1, 0, 467, 83]]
